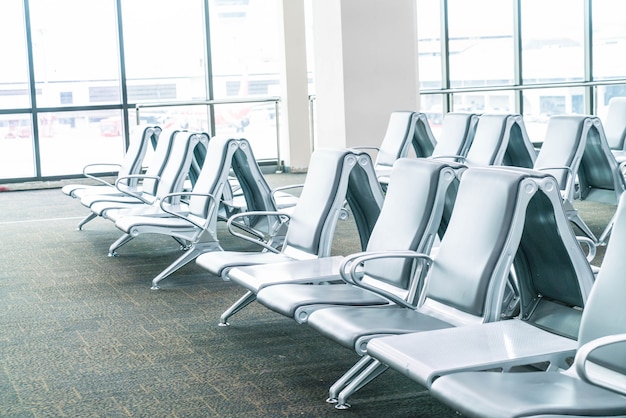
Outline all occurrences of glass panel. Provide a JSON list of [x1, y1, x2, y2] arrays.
[[121, 0, 207, 104], [0, 0, 30, 109], [448, 0, 515, 87], [209, 0, 282, 100], [0, 114, 35, 179], [452, 91, 515, 113], [521, 0, 585, 84], [38, 110, 126, 176], [29, 0, 121, 107], [592, 0, 626, 81], [597, 84, 626, 120], [522, 86, 586, 143], [417, 0, 442, 90]]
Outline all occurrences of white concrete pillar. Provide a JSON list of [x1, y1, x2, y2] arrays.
[[278, 0, 312, 173], [310, 0, 419, 150]]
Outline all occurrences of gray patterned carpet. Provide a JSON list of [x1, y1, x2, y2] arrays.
[[0, 174, 615, 417]]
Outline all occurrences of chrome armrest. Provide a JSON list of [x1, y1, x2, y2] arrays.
[[339, 250, 433, 309], [82, 162, 123, 187], [114, 174, 161, 204], [577, 236, 597, 263], [431, 154, 465, 163], [225, 210, 291, 253], [574, 333, 626, 395], [158, 192, 218, 230]]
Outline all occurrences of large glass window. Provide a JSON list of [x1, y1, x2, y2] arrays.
[[447, 0, 515, 88], [592, 0, 626, 82], [521, 0, 585, 84], [0, 0, 30, 110], [29, 0, 121, 107]]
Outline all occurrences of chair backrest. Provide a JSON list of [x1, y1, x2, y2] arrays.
[[229, 138, 282, 230], [511, 168, 596, 340], [577, 117, 626, 204], [122, 125, 161, 188], [187, 136, 241, 222], [577, 193, 626, 373], [343, 155, 386, 250], [603, 97, 626, 151], [430, 112, 479, 160], [360, 158, 466, 299], [375, 111, 436, 168], [419, 166, 573, 325], [463, 114, 536, 169], [533, 115, 590, 200], [281, 148, 375, 259], [153, 131, 210, 203]]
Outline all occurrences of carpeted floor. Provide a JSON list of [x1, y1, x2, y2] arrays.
[[0, 173, 616, 417]]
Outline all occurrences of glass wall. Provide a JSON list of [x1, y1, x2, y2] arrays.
[[0, 0, 282, 182], [417, 0, 626, 144]]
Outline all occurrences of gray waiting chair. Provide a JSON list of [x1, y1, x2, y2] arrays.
[[106, 137, 273, 289], [195, 148, 385, 325], [253, 158, 466, 323], [427, 192, 626, 418], [80, 130, 209, 230], [448, 113, 536, 169], [303, 165, 587, 410], [61, 124, 161, 199], [353, 111, 437, 183]]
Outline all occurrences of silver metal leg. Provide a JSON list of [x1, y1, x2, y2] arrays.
[[151, 241, 222, 289], [219, 290, 256, 326], [77, 212, 97, 230]]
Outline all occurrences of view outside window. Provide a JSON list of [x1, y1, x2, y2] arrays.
[[207, 0, 282, 159], [416, 0, 443, 133], [447, 0, 515, 91], [592, 0, 626, 118]]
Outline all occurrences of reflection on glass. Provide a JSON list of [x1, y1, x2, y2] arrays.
[[0, 0, 30, 109], [38, 110, 126, 176], [593, 0, 626, 81], [417, 0, 442, 90], [0, 114, 35, 179], [521, 0, 584, 84], [29, 0, 120, 107], [448, 0, 514, 87], [522, 86, 586, 143]]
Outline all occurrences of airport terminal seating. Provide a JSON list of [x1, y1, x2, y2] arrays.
[[252, 158, 466, 324], [61, 124, 161, 199], [425, 192, 626, 418], [195, 148, 385, 325], [301, 165, 589, 409]]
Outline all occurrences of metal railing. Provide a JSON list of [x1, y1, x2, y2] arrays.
[[135, 96, 283, 172]]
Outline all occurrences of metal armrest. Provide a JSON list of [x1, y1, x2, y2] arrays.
[[339, 250, 433, 309], [82, 162, 123, 187], [574, 333, 626, 395], [225, 210, 291, 253], [577, 236, 597, 263], [158, 192, 218, 230], [114, 174, 161, 204], [351, 146, 380, 152]]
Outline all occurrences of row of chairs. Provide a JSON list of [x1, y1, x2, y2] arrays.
[[187, 110, 626, 412], [377, 106, 626, 246]]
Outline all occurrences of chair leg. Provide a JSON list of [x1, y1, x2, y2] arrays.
[[598, 212, 616, 246], [77, 212, 97, 230], [334, 357, 389, 410], [108, 233, 134, 257], [151, 241, 222, 290], [327, 355, 376, 405], [219, 290, 256, 326]]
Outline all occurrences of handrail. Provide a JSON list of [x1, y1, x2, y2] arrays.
[[135, 96, 283, 172]]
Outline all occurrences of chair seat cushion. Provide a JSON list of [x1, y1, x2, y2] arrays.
[[307, 305, 454, 349], [430, 370, 626, 418], [256, 283, 390, 318]]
